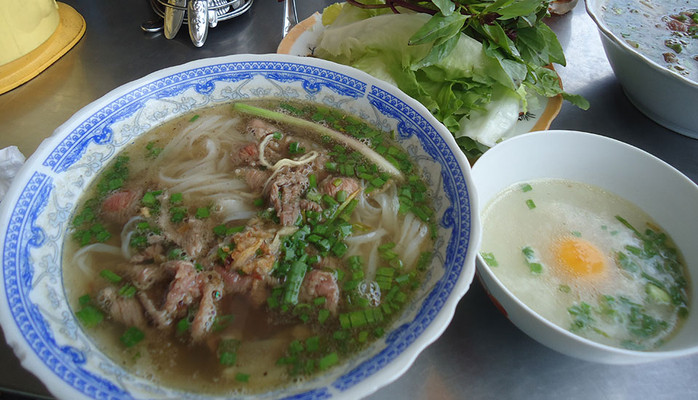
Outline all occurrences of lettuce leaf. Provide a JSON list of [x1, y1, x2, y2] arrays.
[[316, 12, 520, 140], [314, 2, 588, 159]]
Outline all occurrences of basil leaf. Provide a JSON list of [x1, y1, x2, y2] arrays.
[[409, 12, 467, 46], [496, 0, 546, 19], [432, 0, 456, 16], [413, 33, 461, 69]]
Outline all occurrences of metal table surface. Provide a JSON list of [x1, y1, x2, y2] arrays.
[[1, 1, 697, 399]]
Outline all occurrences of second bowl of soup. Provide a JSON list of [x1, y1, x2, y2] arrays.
[[585, 0, 698, 137], [472, 130, 698, 364]]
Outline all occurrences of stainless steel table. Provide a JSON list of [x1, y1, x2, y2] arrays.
[[1, 1, 697, 399]]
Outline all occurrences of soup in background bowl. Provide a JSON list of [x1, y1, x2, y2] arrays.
[[0, 54, 479, 399], [585, 0, 698, 138], [472, 130, 698, 364]]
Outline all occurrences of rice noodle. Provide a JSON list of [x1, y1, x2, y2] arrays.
[[348, 182, 430, 277], [121, 216, 146, 259], [73, 243, 123, 278]]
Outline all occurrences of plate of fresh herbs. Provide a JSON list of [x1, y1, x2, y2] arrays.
[[278, 0, 589, 161]]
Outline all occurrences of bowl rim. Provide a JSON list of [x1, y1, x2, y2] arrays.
[[0, 53, 480, 399], [584, 0, 698, 89], [472, 129, 698, 361]]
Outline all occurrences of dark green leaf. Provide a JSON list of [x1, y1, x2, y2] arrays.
[[409, 13, 467, 46], [496, 0, 545, 20]]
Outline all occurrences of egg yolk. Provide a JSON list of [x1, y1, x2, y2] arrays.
[[554, 237, 606, 278]]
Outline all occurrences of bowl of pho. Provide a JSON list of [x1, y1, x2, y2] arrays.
[[0, 54, 479, 399], [472, 130, 698, 364]]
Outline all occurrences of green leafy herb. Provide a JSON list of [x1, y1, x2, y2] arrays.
[[318, 1, 589, 160]]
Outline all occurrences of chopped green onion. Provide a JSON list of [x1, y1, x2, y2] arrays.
[[318, 353, 338, 370], [170, 193, 183, 204], [195, 207, 210, 219], [120, 327, 145, 347], [76, 305, 103, 328], [219, 352, 237, 366], [282, 261, 308, 305], [118, 284, 137, 298], [318, 309, 330, 324], [218, 339, 240, 366], [100, 269, 122, 283], [176, 317, 190, 334], [78, 294, 91, 306]]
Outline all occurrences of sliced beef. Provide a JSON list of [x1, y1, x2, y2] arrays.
[[138, 291, 174, 328], [299, 269, 339, 314], [667, 18, 687, 33], [132, 264, 171, 290], [136, 260, 202, 329], [190, 272, 224, 342], [157, 206, 214, 258], [320, 175, 360, 198], [97, 286, 147, 329], [161, 260, 202, 319], [313, 256, 342, 270], [247, 118, 279, 141], [240, 167, 272, 193], [101, 189, 142, 225], [216, 266, 276, 308], [310, 152, 331, 183], [299, 199, 322, 213], [129, 243, 166, 264], [231, 142, 259, 167], [267, 167, 309, 226]]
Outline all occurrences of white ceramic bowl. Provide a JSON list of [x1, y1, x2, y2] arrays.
[[472, 130, 698, 364], [585, 0, 698, 138], [0, 54, 479, 399]]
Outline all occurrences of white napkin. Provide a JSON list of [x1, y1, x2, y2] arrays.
[[0, 146, 26, 201]]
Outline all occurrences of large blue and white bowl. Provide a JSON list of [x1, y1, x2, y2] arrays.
[[0, 54, 479, 399]]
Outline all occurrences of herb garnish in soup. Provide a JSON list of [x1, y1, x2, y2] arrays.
[[480, 179, 690, 350], [65, 100, 435, 394], [601, 0, 698, 80]]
